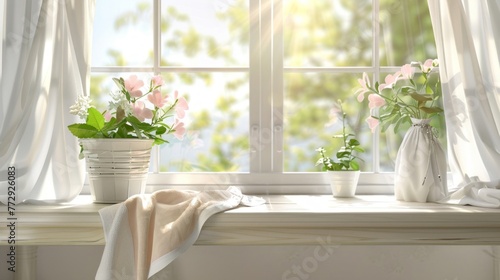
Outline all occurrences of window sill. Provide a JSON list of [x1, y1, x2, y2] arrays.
[[2, 195, 500, 246]]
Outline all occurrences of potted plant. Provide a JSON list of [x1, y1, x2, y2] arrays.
[[67, 75, 188, 203], [354, 59, 447, 202], [316, 101, 364, 198]]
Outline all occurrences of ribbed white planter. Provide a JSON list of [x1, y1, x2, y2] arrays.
[[80, 138, 154, 203], [326, 170, 361, 198]]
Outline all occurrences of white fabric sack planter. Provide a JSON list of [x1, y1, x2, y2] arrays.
[[80, 139, 154, 203], [327, 170, 360, 198], [394, 118, 447, 202]]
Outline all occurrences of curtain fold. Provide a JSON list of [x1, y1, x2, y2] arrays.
[[0, 0, 95, 204], [428, 0, 500, 207]]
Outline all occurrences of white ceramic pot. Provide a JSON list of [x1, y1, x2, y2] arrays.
[[80, 138, 154, 203], [327, 170, 361, 198]]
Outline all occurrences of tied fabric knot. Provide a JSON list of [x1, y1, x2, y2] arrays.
[[96, 187, 265, 280], [412, 122, 439, 142]]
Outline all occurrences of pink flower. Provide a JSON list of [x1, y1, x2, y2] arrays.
[[354, 72, 371, 102], [324, 106, 340, 127], [420, 59, 434, 73], [400, 64, 413, 79], [378, 72, 401, 91], [104, 111, 112, 122], [147, 90, 168, 108], [131, 101, 153, 121], [366, 116, 379, 133], [151, 75, 164, 87], [173, 119, 186, 140], [174, 91, 189, 119], [124, 75, 144, 98], [368, 94, 386, 109]]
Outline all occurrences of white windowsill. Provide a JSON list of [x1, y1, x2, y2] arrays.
[[1, 194, 500, 246]]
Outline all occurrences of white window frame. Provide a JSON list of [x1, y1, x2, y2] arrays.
[[90, 0, 414, 194]]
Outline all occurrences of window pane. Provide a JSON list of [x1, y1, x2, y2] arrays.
[[90, 72, 250, 172], [379, 0, 437, 66], [92, 0, 153, 67], [283, 73, 372, 172], [283, 0, 372, 67], [160, 0, 249, 67], [158, 72, 250, 172]]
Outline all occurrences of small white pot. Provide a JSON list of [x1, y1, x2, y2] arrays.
[[326, 170, 361, 198], [80, 138, 154, 203]]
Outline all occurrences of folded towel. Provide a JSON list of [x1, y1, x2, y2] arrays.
[[96, 186, 265, 280]]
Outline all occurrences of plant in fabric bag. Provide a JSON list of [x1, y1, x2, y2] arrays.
[[354, 59, 447, 203]]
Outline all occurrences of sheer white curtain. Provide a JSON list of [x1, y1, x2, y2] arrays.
[[0, 0, 95, 204], [428, 0, 500, 207]]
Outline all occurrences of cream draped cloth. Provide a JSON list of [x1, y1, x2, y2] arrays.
[[96, 187, 265, 280]]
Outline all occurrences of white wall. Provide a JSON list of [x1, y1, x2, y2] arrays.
[[0, 245, 497, 279]]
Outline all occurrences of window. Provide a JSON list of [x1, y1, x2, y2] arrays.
[[91, 0, 438, 190]]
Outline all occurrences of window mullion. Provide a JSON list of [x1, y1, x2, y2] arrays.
[[250, 0, 262, 172], [373, 0, 381, 173], [257, 0, 274, 173], [272, 0, 284, 172], [150, 0, 162, 173], [154, 0, 161, 74]]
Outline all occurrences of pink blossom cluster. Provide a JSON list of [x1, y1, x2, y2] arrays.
[[115, 75, 189, 140], [354, 59, 438, 132]]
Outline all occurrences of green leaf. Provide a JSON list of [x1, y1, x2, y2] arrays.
[[349, 160, 360, 171], [353, 146, 365, 153], [127, 116, 157, 132], [101, 117, 117, 132], [116, 125, 131, 138], [149, 135, 168, 145], [420, 106, 443, 114], [336, 151, 349, 159], [348, 139, 360, 146], [156, 126, 167, 135], [340, 161, 350, 169], [86, 107, 105, 130], [393, 116, 405, 134], [126, 115, 142, 125], [426, 85, 433, 94], [331, 163, 343, 171], [112, 77, 123, 88], [380, 113, 398, 132], [129, 122, 144, 139], [68, 124, 98, 138], [409, 92, 433, 102], [400, 86, 412, 94]]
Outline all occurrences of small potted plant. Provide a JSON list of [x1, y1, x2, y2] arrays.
[[67, 75, 188, 203], [316, 101, 364, 198]]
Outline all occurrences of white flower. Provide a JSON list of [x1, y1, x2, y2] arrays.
[[315, 147, 326, 153], [108, 91, 132, 115], [69, 94, 93, 120]]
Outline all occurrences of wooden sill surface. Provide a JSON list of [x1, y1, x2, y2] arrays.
[[1, 195, 500, 246]]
